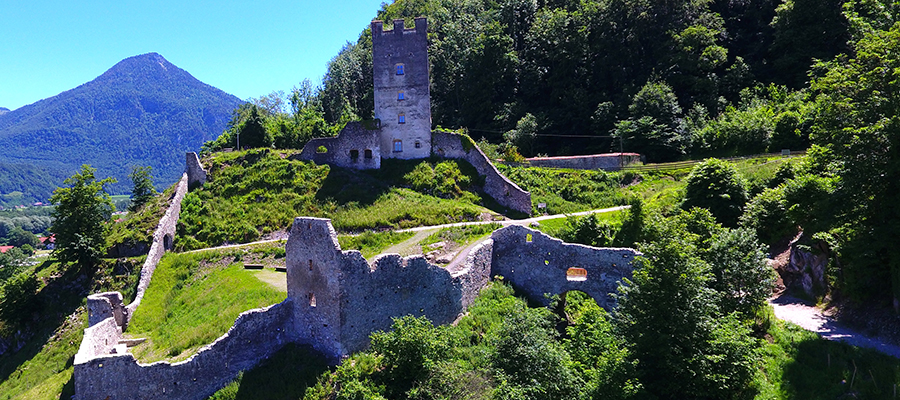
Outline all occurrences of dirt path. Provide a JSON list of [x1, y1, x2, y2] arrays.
[[396, 205, 630, 233], [769, 294, 900, 358], [381, 229, 437, 257]]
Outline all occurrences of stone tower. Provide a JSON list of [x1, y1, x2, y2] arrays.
[[372, 18, 431, 159]]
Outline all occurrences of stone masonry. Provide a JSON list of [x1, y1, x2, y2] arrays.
[[372, 18, 431, 159], [74, 153, 638, 399], [296, 122, 381, 170]]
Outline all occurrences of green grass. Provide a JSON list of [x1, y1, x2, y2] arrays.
[[107, 183, 177, 254], [338, 230, 415, 259], [754, 316, 900, 399], [126, 251, 287, 363], [498, 164, 630, 214], [420, 223, 502, 247], [175, 149, 494, 250]]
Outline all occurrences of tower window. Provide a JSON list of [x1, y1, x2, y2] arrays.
[[396, 64, 405, 75], [350, 149, 359, 160], [398, 114, 406, 124], [364, 149, 373, 159], [398, 91, 405, 100], [414, 141, 421, 149], [393, 140, 403, 152]]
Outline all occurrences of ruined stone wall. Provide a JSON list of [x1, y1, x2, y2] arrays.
[[186, 152, 207, 189], [525, 153, 641, 171], [125, 172, 189, 319], [490, 225, 639, 309], [286, 217, 488, 361], [75, 316, 123, 365], [296, 122, 381, 170], [74, 301, 293, 400], [372, 18, 432, 159], [87, 292, 125, 327], [432, 130, 532, 214]]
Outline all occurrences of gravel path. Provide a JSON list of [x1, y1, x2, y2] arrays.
[[769, 294, 900, 358]]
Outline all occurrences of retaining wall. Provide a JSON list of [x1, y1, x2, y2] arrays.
[[74, 302, 293, 400], [431, 131, 532, 214], [491, 225, 640, 309], [524, 153, 641, 171]]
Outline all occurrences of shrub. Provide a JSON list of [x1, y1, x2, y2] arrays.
[[681, 158, 748, 227], [740, 187, 793, 244], [0, 272, 40, 325]]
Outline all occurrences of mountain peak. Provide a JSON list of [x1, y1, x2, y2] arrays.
[[0, 107, 9, 116], [93, 52, 189, 86]]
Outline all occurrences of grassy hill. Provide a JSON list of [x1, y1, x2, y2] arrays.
[[0, 52, 243, 206]]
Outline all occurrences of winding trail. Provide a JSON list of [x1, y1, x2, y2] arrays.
[[769, 294, 900, 358]]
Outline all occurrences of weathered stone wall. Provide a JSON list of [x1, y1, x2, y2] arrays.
[[186, 152, 207, 189], [125, 172, 190, 319], [490, 225, 639, 309], [296, 122, 381, 170], [286, 217, 487, 361], [75, 316, 123, 365], [74, 301, 293, 400], [372, 18, 432, 159], [87, 292, 125, 327], [525, 153, 641, 171], [432, 130, 532, 214]]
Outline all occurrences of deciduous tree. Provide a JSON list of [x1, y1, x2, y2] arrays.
[[49, 165, 116, 271]]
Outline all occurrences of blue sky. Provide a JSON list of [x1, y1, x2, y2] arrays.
[[1, 0, 386, 110]]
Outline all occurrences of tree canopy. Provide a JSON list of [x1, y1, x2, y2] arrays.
[[49, 165, 116, 271]]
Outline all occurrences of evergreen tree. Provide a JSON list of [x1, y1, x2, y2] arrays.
[[128, 165, 156, 213]]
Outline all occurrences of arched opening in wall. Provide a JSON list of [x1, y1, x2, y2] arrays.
[[566, 267, 588, 282], [309, 293, 316, 307], [364, 149, 373, 159], [163, 234, 173, 251], [308, 260, 313, 271], [350, 149, 359, 161], [316, 145, 328, 154], [526, 233, 533, 243]]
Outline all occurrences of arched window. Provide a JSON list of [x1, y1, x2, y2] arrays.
[[398, 91, 405, 100], [393, 140, 403, 152], [350, 149, 359, 160], [364, 149, 373, 159], [396, 64, 405, 75], [398, 113, 406, 124]]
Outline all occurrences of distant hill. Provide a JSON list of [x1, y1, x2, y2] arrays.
[[0, 53, 243, 205], [0, 107, 9, 115]]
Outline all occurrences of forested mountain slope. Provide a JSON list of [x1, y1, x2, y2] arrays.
[[0, 53, 243, 205]]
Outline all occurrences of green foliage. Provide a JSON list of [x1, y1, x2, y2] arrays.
[[614, 81, 688, 162], [492, 308, 579, 400], [127, 251, 286, 362], [128, 165, 156, 213], [556, 213, 615, 247], [238, 105, 272, 149], [740, 186, 793, 244], [681, 158, 749, 227], [616, 218, 758, 399], [403, 160, 475, 200], [499, 164, 626, 215], [107, 183, 175, 256], [370, 316, 451, 397], [208, 344, 328, 400], [707, 228, 775, 318], [49, 165, 116, 271], [502, 113, 538, 157], [0, 272, 40, 326]]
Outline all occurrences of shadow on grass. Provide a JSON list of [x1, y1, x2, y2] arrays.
[[777, 325, 900, 399], [209, 343, 329, 400]]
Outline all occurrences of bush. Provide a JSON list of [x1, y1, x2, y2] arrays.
[[740, 187, 793, 244], [370, 316, 450, 397], [681, 158, 748, 227], [0, 272, 40, 325]]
